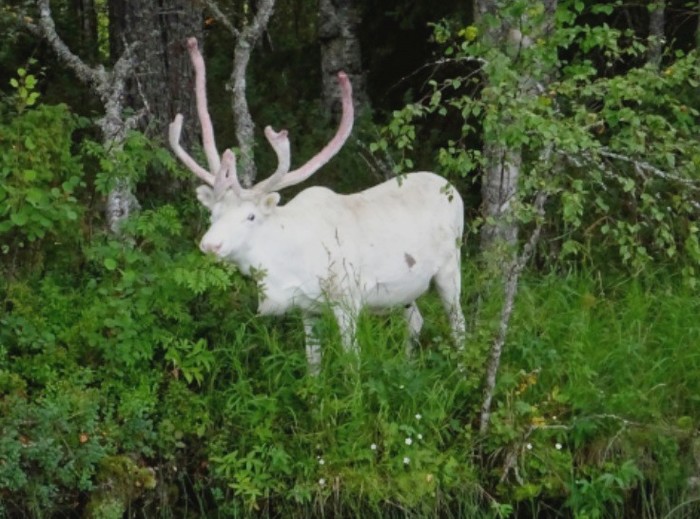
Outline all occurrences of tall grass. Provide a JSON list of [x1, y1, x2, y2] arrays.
[[176, 269, 700, 518], [3, 247, 698, 517]]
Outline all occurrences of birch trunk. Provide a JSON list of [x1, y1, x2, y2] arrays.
[[30, 0, 141, 233], [318, 0, 367, 117], [476, 0, 556, 256], [474, 0, 557, 434], [475, 1, 522, 255], [226, 0, 277, 187], [648, 1, 665, 68]]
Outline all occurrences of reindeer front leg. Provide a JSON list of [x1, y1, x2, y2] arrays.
[[302, 315, 322, 376]]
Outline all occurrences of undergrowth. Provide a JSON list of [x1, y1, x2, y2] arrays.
[[1, 98, 699, 518]]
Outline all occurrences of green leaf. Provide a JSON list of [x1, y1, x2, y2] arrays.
[[103, 258, 118, 271], [10, 211, 28, 226]]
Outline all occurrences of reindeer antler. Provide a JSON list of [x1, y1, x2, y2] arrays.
[[170, 37, 353, 198], [256, 72, 354, 193]]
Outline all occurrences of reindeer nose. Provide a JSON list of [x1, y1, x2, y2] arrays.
[[200, 240, 222, 254]]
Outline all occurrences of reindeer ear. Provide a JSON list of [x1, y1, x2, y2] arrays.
[[261, 192, 280, 214], [196, 185, 216, 210]]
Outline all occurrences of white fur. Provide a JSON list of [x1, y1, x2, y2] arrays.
[[199, 171, 467, 372]]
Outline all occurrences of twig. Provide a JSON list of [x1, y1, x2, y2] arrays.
[[203, 0, 239, 38], [479, 190, 548, 434], [598, 148, 700, 189]]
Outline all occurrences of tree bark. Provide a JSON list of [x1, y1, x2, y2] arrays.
[[108, 0, 202, 146], [71, 0, 99, 61], [475, 1, 522, 254], [479, 191, 547, 434], [648, 1, 665, 68], [225, 0, 277, 187], [476, 0, 556, 255], [696, 0, 700, 51], [30, 0, 141, 233], [318, 0, 367, 118], [474, 0, 557, 435]]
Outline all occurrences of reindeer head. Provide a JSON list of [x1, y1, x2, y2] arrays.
[[169, 38, 353, 259]]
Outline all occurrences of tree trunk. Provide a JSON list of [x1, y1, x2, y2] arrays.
[[318, 0, 367, 117], [697, 0, 700, 51], [226, 0, 277, 187], [476, 0, 556, 255], [108, 0, 202, 146], [72, 0, 99, 61], [475, 1, 522, 254], [474, 0, 557, 435], [29, 0, 143, 234], [648, 1, 665, 68]]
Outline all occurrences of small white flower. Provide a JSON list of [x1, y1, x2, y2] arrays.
[[552, 415, 558, 420], [417, 433, 423, 440], [370, 443, 377, 451], [318, 458, 325, 465], [318, 478, 326, 486], [405, 437, 413, 446], [555, 443, 562, 450], [526, 443, 533, 450], [415, 413, 422, 421], [403, 456, 410, 465], [399, 384, 405, 389]]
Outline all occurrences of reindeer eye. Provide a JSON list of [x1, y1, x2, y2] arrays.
[[247, 213, 255, 221]]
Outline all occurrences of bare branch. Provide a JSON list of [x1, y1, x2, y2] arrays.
[[559, 148, 700, 213], [597, 148, 700, 190], [34, 0, 105, 89], [29, 0, 140, 234], [479, 190, 548, 435], [228, 0, 277, 186], [203, 0, 239, 38]]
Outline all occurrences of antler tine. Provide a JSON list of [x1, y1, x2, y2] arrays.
[[252, 126, 291, 194], [169, 114, 216, 185], [187, 37, 221, 175], [169, 37, 224, 186], [272, 72, 354, 192], [214, 149, 243, 196]]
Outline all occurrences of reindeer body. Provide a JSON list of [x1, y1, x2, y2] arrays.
[[170, 38, 466, 374], [203, 172, 463, 314]]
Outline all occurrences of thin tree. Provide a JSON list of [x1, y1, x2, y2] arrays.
[[474, 0, 557, 434], [204, 0, 277, 187], [648, 1, 665, 68], [25, 0, 142, 233]]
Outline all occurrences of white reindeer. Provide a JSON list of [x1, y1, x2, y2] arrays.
[[170, 38, 466, 374]]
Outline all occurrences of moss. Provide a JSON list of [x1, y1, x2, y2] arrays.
[[84, 455, 156, 519]]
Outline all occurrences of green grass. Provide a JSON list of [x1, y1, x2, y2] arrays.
[[169, 269, 699, 518], [2, 265, 699, 518]]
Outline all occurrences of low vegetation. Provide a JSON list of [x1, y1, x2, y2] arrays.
[[1, 100, 699, 517]]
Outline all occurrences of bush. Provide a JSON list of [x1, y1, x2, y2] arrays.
[[1, 96, 698, 518]]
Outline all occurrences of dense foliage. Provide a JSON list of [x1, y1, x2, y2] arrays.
[[1, 0, 699, 517], [378, 0, 700, 279]]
